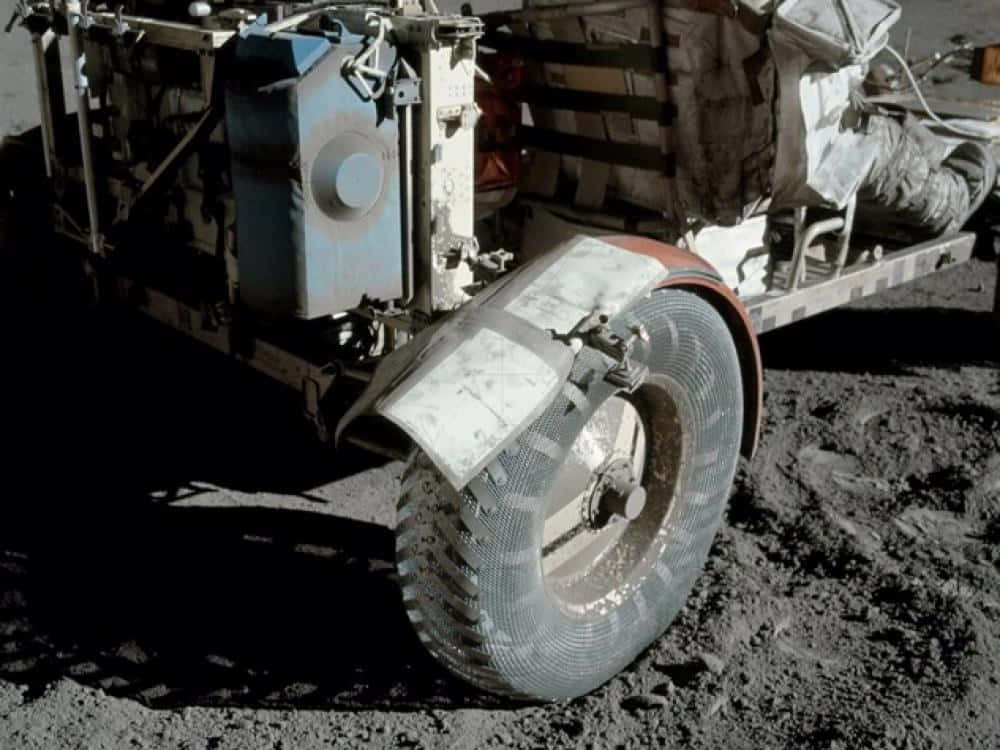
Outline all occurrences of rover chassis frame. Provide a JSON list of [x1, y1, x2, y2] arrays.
[[86, 230, 974, 456]]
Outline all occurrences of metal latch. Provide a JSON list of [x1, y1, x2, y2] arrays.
[[578, 314, 650, 393]]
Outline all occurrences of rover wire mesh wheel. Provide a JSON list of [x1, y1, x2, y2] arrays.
[[395, 287, 744, 701]]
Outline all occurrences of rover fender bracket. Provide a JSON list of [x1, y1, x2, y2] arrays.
[[337, 234, 763, 489]]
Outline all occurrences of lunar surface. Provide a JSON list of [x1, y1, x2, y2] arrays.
[[1, 1, 999, 747]]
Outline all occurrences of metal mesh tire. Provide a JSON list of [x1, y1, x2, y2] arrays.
[[395, 287, 744, 701]]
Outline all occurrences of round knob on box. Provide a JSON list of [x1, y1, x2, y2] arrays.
[[333, 152, 383, 212], [311, 132, 387, 221]]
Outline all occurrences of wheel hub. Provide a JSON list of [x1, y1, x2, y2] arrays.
[[541, 378, 694, 616], [587, 457, 647, 528], [542, 392, 651, 581]]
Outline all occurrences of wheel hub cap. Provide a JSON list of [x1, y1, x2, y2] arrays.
[[587, 457, 647, 527], [542, 394, 649, 580]]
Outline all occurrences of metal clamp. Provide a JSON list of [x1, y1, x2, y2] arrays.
[[388, 55, 421, 108], [580, 316, 650, 393]]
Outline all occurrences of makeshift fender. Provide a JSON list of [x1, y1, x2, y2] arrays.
[[337, 234, 763, 489]]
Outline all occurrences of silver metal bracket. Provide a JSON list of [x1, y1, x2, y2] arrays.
[[390, 76, 421, 106], [582, 318, 650, 393], [436, 103, 479, 130], [471, 248, 513, 281]]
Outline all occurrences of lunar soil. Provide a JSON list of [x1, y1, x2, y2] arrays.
[[2, 1, 1000, 747]]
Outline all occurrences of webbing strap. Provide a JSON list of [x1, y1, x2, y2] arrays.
[[521, 84, 677, 125], [521, 126, 676, 176], [481, 30, 666, 72]]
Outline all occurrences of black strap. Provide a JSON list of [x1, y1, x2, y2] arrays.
[[521, 126, 676, 176], [521, 84, 677, 125], [482, 30, 666, 73]]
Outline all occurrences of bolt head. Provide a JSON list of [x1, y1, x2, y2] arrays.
[[622, 486, 647, 521]]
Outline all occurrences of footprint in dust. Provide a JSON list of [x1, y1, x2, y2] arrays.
[[797, 445, 888, 497]]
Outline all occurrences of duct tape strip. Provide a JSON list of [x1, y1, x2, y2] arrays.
[[378, 312, 573, 490]]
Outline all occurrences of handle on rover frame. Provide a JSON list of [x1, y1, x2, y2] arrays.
[[787, 196, 858, 290]]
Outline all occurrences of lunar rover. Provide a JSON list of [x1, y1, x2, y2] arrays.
[[1, 0, 990, 700]]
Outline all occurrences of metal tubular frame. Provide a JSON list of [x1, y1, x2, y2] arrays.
[[832, 195, 858, 278], [786, 194, 859, 291], [64, 0, 102, 255], [30, 30, 59, 177], [787, 216, 845, 289], [399, 94, 416, 306]]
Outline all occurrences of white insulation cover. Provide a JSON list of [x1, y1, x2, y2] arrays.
[[774, 0, 901, 67], [690, 217, 770, 298], [770, 0, 902, 209]]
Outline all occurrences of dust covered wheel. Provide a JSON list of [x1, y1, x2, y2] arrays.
[[395, 287, 744, 700]]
